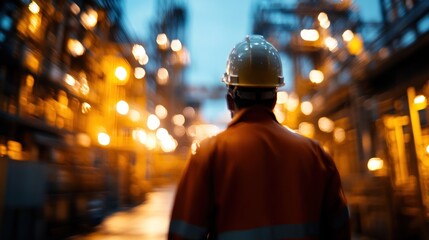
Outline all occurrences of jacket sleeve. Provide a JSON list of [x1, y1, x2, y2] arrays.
[[319, 146, 351, 240], [168, 138, 215, 240]]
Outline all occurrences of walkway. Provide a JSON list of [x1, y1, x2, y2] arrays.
[[69, 184, 176, 240]]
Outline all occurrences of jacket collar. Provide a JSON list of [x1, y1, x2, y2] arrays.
[[228, 106, 279, 128]]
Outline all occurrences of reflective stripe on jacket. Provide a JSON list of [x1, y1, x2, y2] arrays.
[[169, 106, 351, 240]]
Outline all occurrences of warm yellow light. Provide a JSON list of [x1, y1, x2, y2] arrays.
[[64, 74, 76, 86], [28, 1, 40, 14], [318, 117, 334, 133], [116, 100, 129, 115], [24, 50, 39, 72], [134, 67, 146, 79], [146, 133, 157, 150], [367, 157, 384, 171], [300, 29, 319, 41], [274, 109, 285, 123], [342, 30, 354, 42], [286, 92, 299, 112], [325, 37, 338, 51], [298, 122, 315, 138], [156, 33, 169, 50], [160, 135, 177, 153], [414, 94, 427, 110], [81, 102, 91, 114], [115, 66, 128, 82], [172, 114, 185, 126], [67, 39, 85, 57], [132, 44, 146, 59], [28, 14, 41, 33], [80, 8, 98, 29], [277, 91, 288, 104], [334, 127, 346, 143], [301, 101, 313, 115], [171, 39, 182, 52], [138, 55, 149, 65], [147, 114, 160, 130], [347, 34, 364, 55], [318, 13, 330, 29], [309, 70, 324, 84], [98, 132, 110, 146], [80, 78, 90, 96], [156, 128, 169, 140], [129, 109, 141, 122], [133, 129, 147, 144], [157, 68, 169, 85], [155, 105, 168, 119], [318, 12, 328, 23], [25, 75, 35, 88]]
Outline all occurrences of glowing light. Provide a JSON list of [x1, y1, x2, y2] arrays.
[[146, 133, 157, 150], [277, 91, 288, 104], [172, 114, 185, 126], [81, 102, 91, 114], [67, 39, 85, 57], [155, 105, 168, 119], [298, 122, 315, 138], [325, 37, 338, 51], [156, 128, 169, 140], [157, 68, 169, 85], [64, 74, 76, 86], [133, 129, 147, 144], [300, 29, 319, 42], [309, 70, 324, 84], [156, 33, 169, 50], [98, 132, 110, 146], [318, 117, 335, 133], [334, 127, 346, 143], [414, 95, 427, 110], [134, 67, 146, 79], [115, 66, 128, 82], [129, 109, 141, 122], [80, 8, 98, 29], [368, 157, 384, 171], [342, 30, 354, 42], [28, 1, 40, 14], [116, 100, 129, 115], [301, 101, 313, 115], [132, 44, 146, 59], [147, 114, 160, 130], [171, 39, 182, 52], [286, 92, 299, 112]]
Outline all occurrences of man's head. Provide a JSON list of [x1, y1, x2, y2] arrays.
[[222, 35, 284, 115]]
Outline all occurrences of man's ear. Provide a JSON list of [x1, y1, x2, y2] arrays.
[[226, 93, 235, 111]]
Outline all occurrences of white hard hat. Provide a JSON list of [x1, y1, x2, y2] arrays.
[[222, 35, 284, 88]]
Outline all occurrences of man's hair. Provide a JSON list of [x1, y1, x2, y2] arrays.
[[228, 86, 277, 109]]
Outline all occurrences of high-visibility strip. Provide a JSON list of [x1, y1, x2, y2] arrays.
[[169, 219, 208, 239], [218, 223, 319, 240]]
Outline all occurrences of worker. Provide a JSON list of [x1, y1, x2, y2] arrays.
[[168, 35, 351, 240]]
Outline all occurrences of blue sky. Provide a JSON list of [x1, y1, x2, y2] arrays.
[[124, 0, 381, 127]]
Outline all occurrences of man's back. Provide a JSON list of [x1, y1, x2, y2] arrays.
[[169, 107, 350, 239]]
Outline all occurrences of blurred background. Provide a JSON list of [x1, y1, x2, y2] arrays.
[[1, 0, 429, 239]]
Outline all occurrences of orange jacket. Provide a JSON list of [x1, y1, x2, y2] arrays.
[[169, 106, 350, 240]]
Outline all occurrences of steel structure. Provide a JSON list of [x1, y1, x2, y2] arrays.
[[252, 0, 429, 239]]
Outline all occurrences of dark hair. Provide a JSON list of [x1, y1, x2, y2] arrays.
[[228, 86, 277, 109]]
